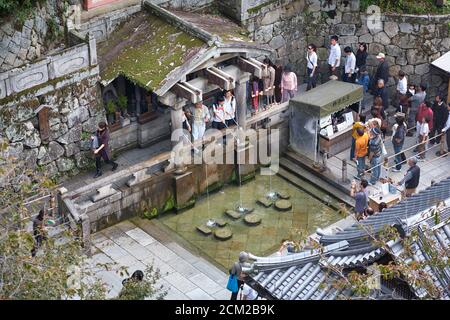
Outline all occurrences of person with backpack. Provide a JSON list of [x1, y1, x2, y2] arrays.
[[368, 127, 382, 185]]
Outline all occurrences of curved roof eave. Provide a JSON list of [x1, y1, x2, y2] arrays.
[[154, 43, 276, 97]]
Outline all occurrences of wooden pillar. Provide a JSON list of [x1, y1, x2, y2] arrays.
[[447, 78, 450, 104], [236, 74, 250, 130]]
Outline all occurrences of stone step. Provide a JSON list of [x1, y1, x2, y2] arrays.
[[278, 158, 354, 209], [283, 150, 354, 195]]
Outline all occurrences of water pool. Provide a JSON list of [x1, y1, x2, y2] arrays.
[[159, 173, 341, 269]]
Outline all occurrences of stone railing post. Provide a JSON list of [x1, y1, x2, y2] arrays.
[[341, 159, 350, 184], [80, 213, 92, 256], [86, 32, 97, 66], [322, 152, 328, 169]]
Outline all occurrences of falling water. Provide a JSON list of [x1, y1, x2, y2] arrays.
[[265, 122, 277, 201]]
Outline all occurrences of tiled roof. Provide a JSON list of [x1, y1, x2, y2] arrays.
[[388, 207, 450, 300], [320, 177, 450, 247], [248, 176, 450, 300]]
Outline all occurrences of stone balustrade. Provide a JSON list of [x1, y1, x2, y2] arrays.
[[0, 34, 97, 101]]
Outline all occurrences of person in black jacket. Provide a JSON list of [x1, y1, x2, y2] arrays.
[[397, 158, 420, 197], [372, 52, 389, 93], [430, 92, 448, 145], [373, 79, 389, 114], [355, 42, 368, 76]]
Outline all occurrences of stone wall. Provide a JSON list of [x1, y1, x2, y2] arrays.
[[70, 4, 142, 42], [240, 0, 449, 99], [154, 0, 215, 11], [0, 67, 105, 177], [0, 0, 66, 72]]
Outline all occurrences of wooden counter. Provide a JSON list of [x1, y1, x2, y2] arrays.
[[319, 125, 353, 156]]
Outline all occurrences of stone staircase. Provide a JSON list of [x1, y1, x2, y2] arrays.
[[278, 151, 355, 209]]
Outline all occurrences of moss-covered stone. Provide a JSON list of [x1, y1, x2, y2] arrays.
[[98, 12, 205, 91], [162, 194, 175, 213], [143, 207, 158, 220], [247, 0, 279, 15], [175, 197, 196, 212]]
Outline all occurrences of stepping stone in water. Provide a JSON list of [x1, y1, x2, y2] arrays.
[[277, 191, 290, 200], [257, 197, 273, 208], [215, 218, 227, 227], [225, 210, 241, 220], [244, 213, 262, 226], [275, 199, 292, 211], [214, 227, 233, 241], [196, 225, 212, 235]]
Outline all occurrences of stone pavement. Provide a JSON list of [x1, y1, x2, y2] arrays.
[[88, 218, 230, 300], [63, 139, 172, 191]]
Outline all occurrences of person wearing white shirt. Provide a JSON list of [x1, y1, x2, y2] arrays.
[[343, 46, 356, 83], [306, 43, 318, 91], [240, 284, 258, 300], [223, 89, 236, 127], [211, 96, 226, 130], [396, 70, 407, 95], [328, 35, 341, 79], [417, 115, 430, 160]]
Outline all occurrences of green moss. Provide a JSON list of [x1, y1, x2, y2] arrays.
[[239, 171, 256, 185], [143, 207, 158, 220], [162, 194, 175, 213], [247, 0, 279, 14], [205, 180, 224, 194], [99, 14, 204, 91], [175, 197, 196, 212]]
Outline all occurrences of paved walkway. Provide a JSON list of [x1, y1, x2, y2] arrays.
[[64, 139, 172, 191], [88, 218, 229, 300]]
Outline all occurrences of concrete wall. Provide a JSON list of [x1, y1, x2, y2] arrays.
[[237, 0, 449, 98], [109, 112, 172, 152], [61, 117, 289, 235]]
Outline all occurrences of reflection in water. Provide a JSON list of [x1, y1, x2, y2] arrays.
[[159, 174, 341, 269]]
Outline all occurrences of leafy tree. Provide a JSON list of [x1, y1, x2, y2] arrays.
[[0, 140, 164, 300], [282, 203, 449, 300]]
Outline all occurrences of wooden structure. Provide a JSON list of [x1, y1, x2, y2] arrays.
[[289, 81, 363, 162], [431, 51, 450, 104]]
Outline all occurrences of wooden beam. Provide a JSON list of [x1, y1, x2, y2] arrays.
[[210, 67, 235, 82], [170, 83, 199, 104], [191, 53, 239, 73], [205, 68, 234, 91], [180, 81, 203, 103], [237, 57, 262, 78]]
